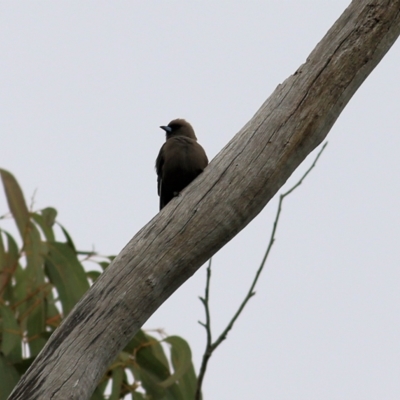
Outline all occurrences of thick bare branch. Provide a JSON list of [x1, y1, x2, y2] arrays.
[[8, 1, 400, 399]]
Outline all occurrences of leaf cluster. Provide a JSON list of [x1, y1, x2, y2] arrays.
[[0, 169, 197, 400]]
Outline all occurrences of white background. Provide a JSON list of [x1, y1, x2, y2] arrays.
[[1, 1, 399, 399]]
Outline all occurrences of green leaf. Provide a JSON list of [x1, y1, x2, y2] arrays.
[[45, 242, 89, 315], [44, 287, 62, 328], [58, 224, 76, 252], [131, 392, 146, 400], [127, 331, 170, 399], [109, 366, 124, 400], [0, 231, 10, 300], [0, 231, 5, 272], [13, 356, 35, 376], [0, 305, 21, 358], [0, 353, 20, 400], [98, 261, 110, 270], [91, 378, 109, 400], [162, 383, 184, 400], [2, 230, 19, 262], [127, 331, 170, 379], [0, 169, 30, 241], [41, 207, 57, 228], [18, 221, 46, 347], [175, 358, 198, 400], [128, 332, 186, 400], [159, 336, 192, 389], [23, 221, 45, 284], [131, 363, 166, 399], [13, 266, 29, 320], [86, 270, 101, 282], [31, 213, 55, 242], [0, 231, 20, 302], [26, 292, 47, 357], [146, 334, 170, 372]]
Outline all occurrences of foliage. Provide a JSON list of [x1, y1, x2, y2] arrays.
[[0, 169, 197, 400]]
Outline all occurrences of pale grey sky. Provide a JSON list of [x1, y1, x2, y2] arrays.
[[1, 1, 399, 399]]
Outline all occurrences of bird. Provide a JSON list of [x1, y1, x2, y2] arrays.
[[155, 119, 208, 210]]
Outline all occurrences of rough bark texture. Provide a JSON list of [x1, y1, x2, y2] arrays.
[[8, 1, 400, 399]]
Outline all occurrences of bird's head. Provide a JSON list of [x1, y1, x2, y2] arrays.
[[160, 119, 197, 140]]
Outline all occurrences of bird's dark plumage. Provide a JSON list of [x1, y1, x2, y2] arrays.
[[155, 119, 208, 210]]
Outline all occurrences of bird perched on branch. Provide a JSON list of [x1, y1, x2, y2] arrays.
[[155, 119, 208, 210]]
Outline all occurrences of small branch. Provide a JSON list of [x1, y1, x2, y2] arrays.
[[0, 212, 12, 220], [195, 142, 328, 399], [282, 142, 327, 197], [29, 189, 38, 212], [195, 259, 212, 400]]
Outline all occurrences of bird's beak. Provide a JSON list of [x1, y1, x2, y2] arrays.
[[160, 125, 172, 133]]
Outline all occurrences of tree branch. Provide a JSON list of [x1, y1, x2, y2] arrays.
[[8, 1, 400, 399], [195, 142, 327, 399], [196, 260, 213, 400]]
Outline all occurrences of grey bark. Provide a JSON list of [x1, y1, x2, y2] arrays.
[[8, 1, 400, 399]]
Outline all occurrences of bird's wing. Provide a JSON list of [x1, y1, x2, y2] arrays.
[[155, 145, 165, 196]]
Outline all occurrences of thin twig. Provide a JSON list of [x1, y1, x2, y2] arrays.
[[29, 188, 38, 212], [0, 212, 12, 220], [195, 142, 328, 399], [195, 259, 212, 400]]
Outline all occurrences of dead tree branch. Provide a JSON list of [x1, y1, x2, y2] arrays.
[[8, 1, 400, 399]]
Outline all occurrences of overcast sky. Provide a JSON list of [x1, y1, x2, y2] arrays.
[[1, 1, 399, 399]]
